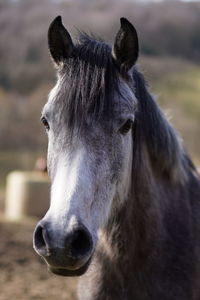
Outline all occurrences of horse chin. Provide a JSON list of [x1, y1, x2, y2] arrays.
[[48, 258, 92, 277]]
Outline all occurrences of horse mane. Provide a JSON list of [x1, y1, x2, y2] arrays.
[[132, 69, 192, 183]]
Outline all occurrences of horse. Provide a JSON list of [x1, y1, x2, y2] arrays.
[[33, 16, 200, 300]]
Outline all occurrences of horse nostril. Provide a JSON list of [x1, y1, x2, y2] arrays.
[[33, 221, 93, 267], [70, 227, 93, 259], [33, 223, 49, 256]]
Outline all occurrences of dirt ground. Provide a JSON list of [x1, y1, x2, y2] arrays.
[[0, 218, 78, 300]]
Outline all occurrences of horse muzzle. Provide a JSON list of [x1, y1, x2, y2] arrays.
[[33, 220, 94, 276]]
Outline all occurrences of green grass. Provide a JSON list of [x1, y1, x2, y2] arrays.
[[154, 68, 200, 119], [151, 67, 200, 165]]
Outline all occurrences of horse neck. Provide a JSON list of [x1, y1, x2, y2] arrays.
[[104, 149, 161, 271], [102, 151, 199, 279]]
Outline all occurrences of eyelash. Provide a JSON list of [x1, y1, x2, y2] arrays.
[[41, 117, 50, 131], [119, 119, 132, 135]]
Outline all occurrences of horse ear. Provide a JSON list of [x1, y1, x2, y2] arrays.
[[112, 18, 139, 72], [48, 16, 74, 65]]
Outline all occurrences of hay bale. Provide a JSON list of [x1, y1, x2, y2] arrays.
[[5, 171, 50, 221]]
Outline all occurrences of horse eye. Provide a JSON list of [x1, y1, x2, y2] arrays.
[[119, 119, 132, 135], [41, 117, 50, 130]]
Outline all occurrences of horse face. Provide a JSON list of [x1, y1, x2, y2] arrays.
[[33, 16, 138, 276], [33, 78, 136, 276]]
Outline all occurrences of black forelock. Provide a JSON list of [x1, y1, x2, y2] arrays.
[[59, 34, 121, 131]]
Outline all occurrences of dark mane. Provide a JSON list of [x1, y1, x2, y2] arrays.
[[132, 69, 190, 182], [60, 34, 120, 130], [133, 70, 186, 179]]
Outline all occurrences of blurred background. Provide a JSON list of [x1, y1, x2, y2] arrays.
[[0, 0, 200, 299]]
